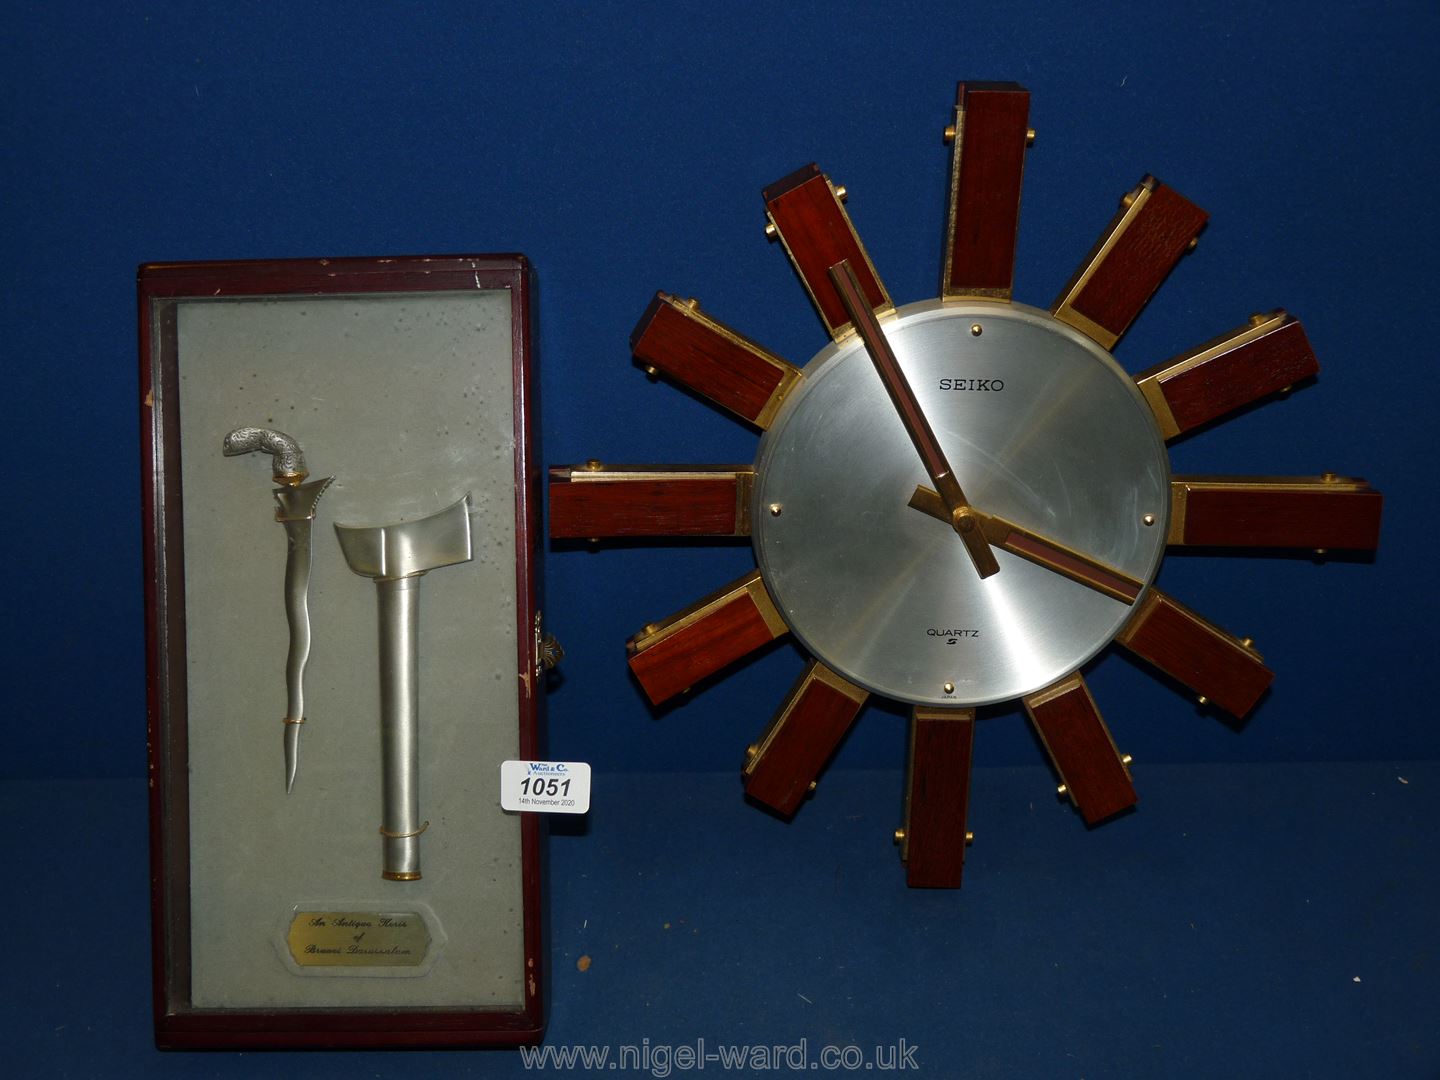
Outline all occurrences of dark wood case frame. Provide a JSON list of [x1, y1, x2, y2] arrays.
[[139, 256, 544, 1049]]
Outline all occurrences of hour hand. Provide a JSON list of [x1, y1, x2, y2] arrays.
[[828, 260, 1000, 578], [909, 486, 1143, 605]]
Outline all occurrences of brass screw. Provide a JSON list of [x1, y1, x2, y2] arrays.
[[893, 828, 906, 844], [584, 459, 603, 470], [834, 185, 848, 203], [685, 297, 701, 310], [764, 222, 778, 240], [1122, 191, 1138, 207], [587, 537, 599, 544], [970, 323, 983, 336], [807, 781, 818, 794], [1121, 754, 1133, 767], [643, 365, 658, 377], [943, 681, 956, 694], [745, 744, 758, 761], [965, 831, 975, 844], [769, 503, 783, 517], [1187, 237, 1199, 252], [1197, 695, 1209, 707], [1322, 472, 1338, 483], [943, 124, 957, 144], [1143, 513, 1156, 527], [643, 623, 660, 636], [1249, 312, 1269, 327], [1314, 548, 1328, 558], [1026, 128, 1036, 146], [1241, 637, 1255, 650], [1056, 784, 1068, 797], [1278, 385, 1293, 396]]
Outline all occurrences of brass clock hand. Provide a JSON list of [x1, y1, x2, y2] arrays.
[[828, 259, 1000, 578], [908, 485, 1143, 605]]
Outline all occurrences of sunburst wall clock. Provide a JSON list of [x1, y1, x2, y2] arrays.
[[549, 82, 1383, 888]]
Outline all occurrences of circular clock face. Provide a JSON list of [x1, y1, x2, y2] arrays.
[[752, 299, 1170, 706]]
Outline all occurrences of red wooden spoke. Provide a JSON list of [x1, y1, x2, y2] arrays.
[[1052, 176, 1208, 349], [1117, 590, 1274, 718], [626, 570, 789, 706], [630, 292, 800, 429], [941, 81, 1031, 300], [548, 465, 754, 538], [899, 706, 976, 888], [1170, 476, 1383, 550], [763, 163, 892, 340], [1134, 312, 1320, 439], [743, 661, 867, 817], [1023, 674, 1136, 826]]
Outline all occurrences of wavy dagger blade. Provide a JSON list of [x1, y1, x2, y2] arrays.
[[274, 476, 333, 793]]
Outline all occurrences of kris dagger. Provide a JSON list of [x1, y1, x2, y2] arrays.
[[222, 426, 334, 793]]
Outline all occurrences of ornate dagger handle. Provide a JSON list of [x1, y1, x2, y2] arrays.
[[223, 426, 309, 485]]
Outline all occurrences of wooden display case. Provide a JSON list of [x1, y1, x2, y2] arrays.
[[139, 256, 545, 1048]]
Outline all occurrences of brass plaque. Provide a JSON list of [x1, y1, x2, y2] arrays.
[[286, 911, 432, 968]]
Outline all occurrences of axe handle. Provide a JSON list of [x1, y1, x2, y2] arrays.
[[377, 576, 424, 880]]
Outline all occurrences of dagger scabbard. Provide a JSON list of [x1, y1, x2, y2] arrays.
[[377, 576, 425, 879], [335, 494, 474, 882]]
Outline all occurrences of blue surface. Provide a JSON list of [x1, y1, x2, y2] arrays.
[[4, 3, 1440, 1074], [6, 765, 1438, 1077]]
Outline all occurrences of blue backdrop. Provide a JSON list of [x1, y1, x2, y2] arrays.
[[4, 1, 1434, 779], [6, 5, 1440, 1078]]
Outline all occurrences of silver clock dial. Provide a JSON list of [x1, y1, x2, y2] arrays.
[[752, 299, 1170, 706]]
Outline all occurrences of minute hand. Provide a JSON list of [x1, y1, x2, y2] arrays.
[[908, 485, 1143, 605], [828, 260, 1000, 578]]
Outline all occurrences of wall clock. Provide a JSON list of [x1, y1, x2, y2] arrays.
[[550, 82, 1382, 888]]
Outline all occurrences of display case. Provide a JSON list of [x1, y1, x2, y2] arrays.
[[139, 256, 545, 1048]]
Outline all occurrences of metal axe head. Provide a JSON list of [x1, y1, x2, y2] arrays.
[[335, 494, 474, 581]]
